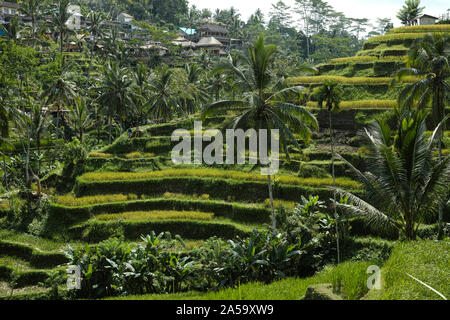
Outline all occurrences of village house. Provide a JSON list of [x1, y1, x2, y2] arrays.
[[412, 14, 439, 26], [195, 36, 226, 56], [0, 1, 18, 17]]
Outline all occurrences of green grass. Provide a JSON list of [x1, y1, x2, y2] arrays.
[[95, 210, 214, 221], [368, 240, 450, 300], [287, 75, 419, 85], [387, 25, 450, 33], [364, 32, 440, 44], [0, 230, 81, 251], [79, 169, 361, 189], [307, 100, 397, 110]]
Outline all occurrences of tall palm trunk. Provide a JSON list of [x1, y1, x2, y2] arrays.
[[436, 85, 445, 240], [330, 110, 340, 263], [2, 154, 7, 190], [267, 174, 276, 233]]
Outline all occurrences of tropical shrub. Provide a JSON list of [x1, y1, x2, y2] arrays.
[[214, 230, 301, 288], [332, 111, 450, 240], [64, 232, 194, 298]]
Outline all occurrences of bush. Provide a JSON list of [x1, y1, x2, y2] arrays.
[[297, 163, 331, 178]]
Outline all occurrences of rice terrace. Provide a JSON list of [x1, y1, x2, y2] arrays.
[[0, 0, 448, 308]]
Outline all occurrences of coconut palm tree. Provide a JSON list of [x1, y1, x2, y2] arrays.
[[42, 72, 76, 148], [97, 61, 136, 142], [393, 32, 450, 238], [331, 111, 449, 240], [202, 34, 318, 232], [313, 80, 343, 263], [19, 0, 42, 47], [68, 97, 93, 143], [395, 33, 449, 130], [86, 11, 106, 79], [48, 0, 72, 55], [30, 103, 50, 176], [182, 63, 208, 114], [145, 65, 182, 123]]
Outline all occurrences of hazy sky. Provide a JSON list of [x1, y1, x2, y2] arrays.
[[188, 0, 449, 28]]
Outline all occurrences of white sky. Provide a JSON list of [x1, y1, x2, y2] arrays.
[[188, 0, 449, 28]]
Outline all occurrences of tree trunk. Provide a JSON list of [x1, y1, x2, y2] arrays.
[[2, 154, 7, 190], [437, 128, 444, 240], [267, 174, 276, 233], [330, 111, 340, 264]]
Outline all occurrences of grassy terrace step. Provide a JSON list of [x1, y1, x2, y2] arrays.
[[0, 240, 68, 269], [306, 100, 397, 110], [77, 169, 361, 188], [286, 75, 419, 86], [363, 32, 443, 48], [74, 170, 361, 202], [50, 197, 272, 225], [0, 264, 54, 288], [387, 25, 450, 34], [69, 218, 258, 242], [95, 210, 214, 221]]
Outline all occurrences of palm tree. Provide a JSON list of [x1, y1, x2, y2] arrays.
[[133, 62, 150, 125], [182, 63, 208, 114], [48, 0, 72, 54], [30, 103, 50, 176], [314, 80, 343, 263], [202, 34, 318, 232], [19, 0, 42, 47], [331, 111, 449, 240], [393, 32, 450, 238], [42, 72, 76, 149], [0, 97, 11, 189], [97, 61, 136, 143], [145, 65, 181, 123], [86, 11, 106, 79], [68, 97, 93, 143]]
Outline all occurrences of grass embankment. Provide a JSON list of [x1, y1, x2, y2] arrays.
[[78, 169, 361, 189], [387, 25, 450, 33], [367, 240, 449, 300], [95, 210, 214, 221], [287, 75, 419, 85], [306, 100, 397, 110]]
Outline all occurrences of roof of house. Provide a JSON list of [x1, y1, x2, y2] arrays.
[[415, 14, 439, 19], [0, 2, 19, 9], [196, 37, 223, 47], [119, 13, 134, 19], [179, 27, 196, 35], [173, 37, 197, 48], [197, 23, 228, 34]]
